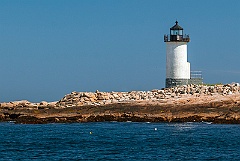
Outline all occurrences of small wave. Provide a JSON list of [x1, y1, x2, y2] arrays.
[[203, 122, 212, 124], [8, 121, 16, 123], [169, 122, 198, 131]]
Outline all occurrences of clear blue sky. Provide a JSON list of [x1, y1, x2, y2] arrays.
[[0, 0, 240, 102]]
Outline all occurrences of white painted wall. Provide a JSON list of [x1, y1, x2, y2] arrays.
[[166, 42, 190, 79]]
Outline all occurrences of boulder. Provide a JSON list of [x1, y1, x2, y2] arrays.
[[40, 101, 48, 106]]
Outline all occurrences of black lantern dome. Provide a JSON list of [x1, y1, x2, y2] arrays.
[[170, 21, 183, 35]]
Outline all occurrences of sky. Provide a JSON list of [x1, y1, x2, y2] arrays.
[[0, 0, 240, 102]]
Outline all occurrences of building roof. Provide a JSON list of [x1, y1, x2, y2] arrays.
[[170, 21, 183, 30]]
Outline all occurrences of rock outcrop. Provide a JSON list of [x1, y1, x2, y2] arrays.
[[55, 83, 240, 108], [0, 83, 240, 124]]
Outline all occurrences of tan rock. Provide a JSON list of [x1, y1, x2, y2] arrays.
[[1, 102, 13, 108], [40, 101, 48, 106], [89, 97, 96, 102], [47, 102, 57, 108], [83, 93, 96, 98], [76, 102, 84, 106]]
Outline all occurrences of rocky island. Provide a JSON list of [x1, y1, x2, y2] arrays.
[[1, 83, 240, 124]]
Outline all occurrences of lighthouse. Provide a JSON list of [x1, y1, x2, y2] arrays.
[[164, 21, 202, 88]]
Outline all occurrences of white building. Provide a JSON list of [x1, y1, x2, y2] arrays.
[[164, 21, 202, 88]]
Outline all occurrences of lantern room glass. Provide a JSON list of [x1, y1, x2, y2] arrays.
[[171, 29, 183, 35]]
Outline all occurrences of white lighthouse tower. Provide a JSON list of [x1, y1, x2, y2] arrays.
[[164, 21, 191, 88]]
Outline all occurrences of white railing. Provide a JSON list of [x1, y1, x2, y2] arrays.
[[191, 71, 202, 79]]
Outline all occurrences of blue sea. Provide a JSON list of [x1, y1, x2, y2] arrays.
[[0, 122, 239, 161]]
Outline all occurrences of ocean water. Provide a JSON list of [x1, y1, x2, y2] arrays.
[[0, 122, 239, 161]]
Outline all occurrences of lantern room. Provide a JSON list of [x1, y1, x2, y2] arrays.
[[164, 21, 190, 42]]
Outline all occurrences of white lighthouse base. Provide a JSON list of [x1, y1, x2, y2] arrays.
[[166, 78, 203, 88]]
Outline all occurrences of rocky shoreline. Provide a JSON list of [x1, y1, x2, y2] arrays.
[[1, 83, 240, 124]]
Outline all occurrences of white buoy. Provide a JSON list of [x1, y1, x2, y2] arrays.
[[154, 128, 157, 131]]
